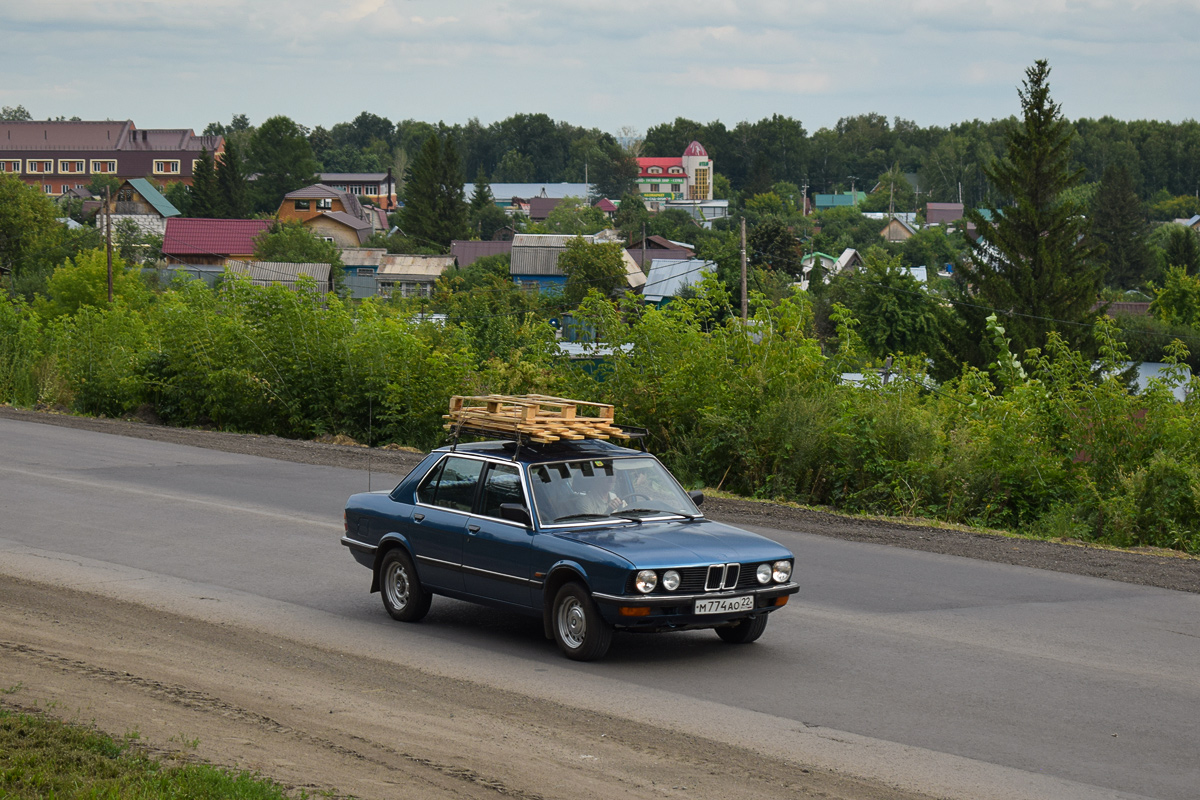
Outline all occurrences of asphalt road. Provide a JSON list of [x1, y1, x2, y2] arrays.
[[2, 416, 1198, 800]]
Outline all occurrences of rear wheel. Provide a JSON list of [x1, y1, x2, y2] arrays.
[[552, 583, 613, 661], [716, 614, 768, 644], [379, 549, 431, 622]]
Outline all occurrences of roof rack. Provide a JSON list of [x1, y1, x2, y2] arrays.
[[442, 395, 648, 456]]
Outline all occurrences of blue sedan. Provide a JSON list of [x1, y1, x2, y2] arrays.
[[342, 438, 798, 660]]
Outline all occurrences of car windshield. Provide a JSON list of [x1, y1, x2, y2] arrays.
[[527, 456, 698, 526]]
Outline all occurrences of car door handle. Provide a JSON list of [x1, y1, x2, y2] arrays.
[[468, 524, 480, 533], [413, 513, 425, 522]]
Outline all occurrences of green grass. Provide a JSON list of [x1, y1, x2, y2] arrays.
[[0, 708, 303, 799]]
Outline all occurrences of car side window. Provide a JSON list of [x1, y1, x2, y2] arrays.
[[424, 456, 485, 512], [415, 459, 446, 505], [480, 463, 525, 519]]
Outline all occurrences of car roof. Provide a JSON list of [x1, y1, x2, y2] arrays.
[[433, 438, 646, 464]]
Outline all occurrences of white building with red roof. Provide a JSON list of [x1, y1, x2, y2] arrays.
[[635, 141, 713, 203]]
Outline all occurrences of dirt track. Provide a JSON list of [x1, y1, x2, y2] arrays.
[[2, 405, 1199, 800]]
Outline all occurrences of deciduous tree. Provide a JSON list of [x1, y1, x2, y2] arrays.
[[247, 116, 319, 213], [558, 237, 627, 306]]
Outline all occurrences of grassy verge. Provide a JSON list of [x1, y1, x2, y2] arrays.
[[0, 705, 305, 799]]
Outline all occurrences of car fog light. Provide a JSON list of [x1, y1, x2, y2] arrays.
[[662, 570, 681, 591], [756, 563, 772, 584], [772, 560, 793, 583], [635, 570, 658, 593]]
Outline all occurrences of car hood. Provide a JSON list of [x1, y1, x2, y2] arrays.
[[548, 518, 790, 566]]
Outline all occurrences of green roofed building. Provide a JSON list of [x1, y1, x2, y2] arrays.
[[100, 178, 181, 236]]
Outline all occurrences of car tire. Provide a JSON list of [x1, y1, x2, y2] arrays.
[[715, 614, 768, 644], [379, 549, 431, 622], [552, 583, 613, 661]]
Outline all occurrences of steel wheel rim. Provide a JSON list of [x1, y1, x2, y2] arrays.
[[557, 597, 586, 649], [385, 561, 410, 610]]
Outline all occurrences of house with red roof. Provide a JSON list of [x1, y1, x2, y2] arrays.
[[635, 141, 714, 203], [161, 218, 273, 267], [0, 119, 223, 196]]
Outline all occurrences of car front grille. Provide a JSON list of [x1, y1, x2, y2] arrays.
[[627, 563, 764, 595]]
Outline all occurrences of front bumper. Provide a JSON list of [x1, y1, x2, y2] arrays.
[[591, 582, 799, 630]]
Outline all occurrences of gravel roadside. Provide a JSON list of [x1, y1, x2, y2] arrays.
[[3, 404, 1197, 595]]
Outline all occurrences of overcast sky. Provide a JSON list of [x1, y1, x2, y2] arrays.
[[3, 1, 1197, 139]]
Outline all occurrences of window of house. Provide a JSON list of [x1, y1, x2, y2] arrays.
[[648, 166, 662, 174], [349, 185, 362, 195], [90, 160, 116, 173], [691, 167, 710, 200], [294, 199, 311, 211], [42, 184, 54, 193], [317, 198, 332, 210], [58, 160, 84, 174], [153, 160, 180, 175], [364, 184, 379, 196], [27, 160, 53, 174], [650, 184, 660, 193], [0, 161, 20, 173], [321, 236, 335, 243], [668, 166, 683, 174]]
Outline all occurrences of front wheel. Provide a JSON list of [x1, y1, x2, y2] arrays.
[[552, 583, 613, 661], [379, 549, 431, 622], [715, 614, 768, 644]]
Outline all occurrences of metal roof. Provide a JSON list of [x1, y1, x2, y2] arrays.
[[0, 120, 218, 153], [643, 259, 712, 303], [125, 178, 181, 218], [464, 183, 590, 200], [162, 218, 272, 256], [450, 239, 512, 268], [227, 260, 332, 285]]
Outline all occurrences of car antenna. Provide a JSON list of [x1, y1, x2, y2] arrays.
[[367, 394, 372, 492]]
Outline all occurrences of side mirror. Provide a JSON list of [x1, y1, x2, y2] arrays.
[[688, 490, 705, 507], [499, 503, 533, 526]]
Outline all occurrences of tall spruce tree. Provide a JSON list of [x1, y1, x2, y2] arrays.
[[469, 165, 494, 214], [960, 60, 1102, 358], [1092, 163, 1154, 289], [216, 138, 250, 219], [189, 148, 223, 218], [400, 135, 469, 249]]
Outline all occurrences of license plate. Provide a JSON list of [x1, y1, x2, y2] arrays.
[[694, 595, 754, 614]]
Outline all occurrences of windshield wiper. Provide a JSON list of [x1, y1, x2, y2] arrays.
[[552, 513, 611, 523], [612, 508, 698, 522]]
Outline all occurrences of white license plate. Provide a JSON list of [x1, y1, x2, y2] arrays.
[[694, 595, 754, 615]]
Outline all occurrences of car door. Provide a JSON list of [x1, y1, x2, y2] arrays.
[[462, 462, 535, 608], [408, 454, 486, 592]]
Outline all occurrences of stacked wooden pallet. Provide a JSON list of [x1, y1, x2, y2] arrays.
[[444, 394, 628, 443]]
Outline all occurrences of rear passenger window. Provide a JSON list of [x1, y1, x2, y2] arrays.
[[422, 456, 485, 512], [481, 464, 525, 519]]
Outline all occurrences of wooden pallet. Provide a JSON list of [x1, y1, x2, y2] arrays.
[[443, 394, 628, 443]]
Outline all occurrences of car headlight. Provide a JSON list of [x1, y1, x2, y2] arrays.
[[772, 560, 793, 583], [635, 570, 658, 593], [662, 570, 681, 591], [756, 563, 772, 584]]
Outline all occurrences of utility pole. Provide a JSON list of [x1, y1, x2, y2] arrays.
[[740, 217, 748, 322], [105, 186, 113, 303]]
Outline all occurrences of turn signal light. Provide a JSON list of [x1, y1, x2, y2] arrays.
[[619, 606, 651, 617], [774, 595, 790, 607]]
